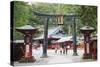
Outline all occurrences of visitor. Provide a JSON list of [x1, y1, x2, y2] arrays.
[[55, 47, 58, 54], [66, 45, 70, 54], [63, 46, 66, 54], [60, 47, 63, 54]]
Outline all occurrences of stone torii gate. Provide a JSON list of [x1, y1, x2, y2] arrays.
[[34, 12, 79, 57]]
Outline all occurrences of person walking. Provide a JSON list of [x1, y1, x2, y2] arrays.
[[60, 47, 63, 54], [65, 45, 70, 54], [63, 46, 66, 54], [55, 47, 58, 54]]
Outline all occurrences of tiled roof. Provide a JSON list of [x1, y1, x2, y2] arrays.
[[34, 26, 66, 40], [16, 25, 36, 30], [13, 40, 24, 43], [56, 36, 73, 43], [80, 26, 94, 30]]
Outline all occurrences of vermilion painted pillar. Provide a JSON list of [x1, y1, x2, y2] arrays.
[[24, 33, 32, 58], [83, 34, 91, 57]]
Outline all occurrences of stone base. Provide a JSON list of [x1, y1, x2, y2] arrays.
[[41, 55, 48, 58], [40, 54, 48, 58], [82, 54, 92, 59], [92, 55, 97, 60], [73, 52, 78, 56], [19, 56, 36, 63]]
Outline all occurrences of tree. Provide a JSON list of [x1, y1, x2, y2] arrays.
[[13, 1, 97, 39], [13, 1, 30, 39], [79, 6, 97, 29]]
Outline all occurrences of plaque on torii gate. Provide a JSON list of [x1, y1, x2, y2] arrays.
[[16, 24, 37, 62]]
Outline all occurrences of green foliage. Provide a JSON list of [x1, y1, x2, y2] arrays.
[[13, 1, 97, 39], [13, 1, 30, 26], [79, 6, 97, 29], [13, 1, 30, 39]]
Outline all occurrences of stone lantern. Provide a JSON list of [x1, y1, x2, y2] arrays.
[[80, 26, 95, 59], [16, 24, 37, 62]]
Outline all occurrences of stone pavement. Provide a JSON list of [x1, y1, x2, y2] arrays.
[[14, 49, 95, 66]]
